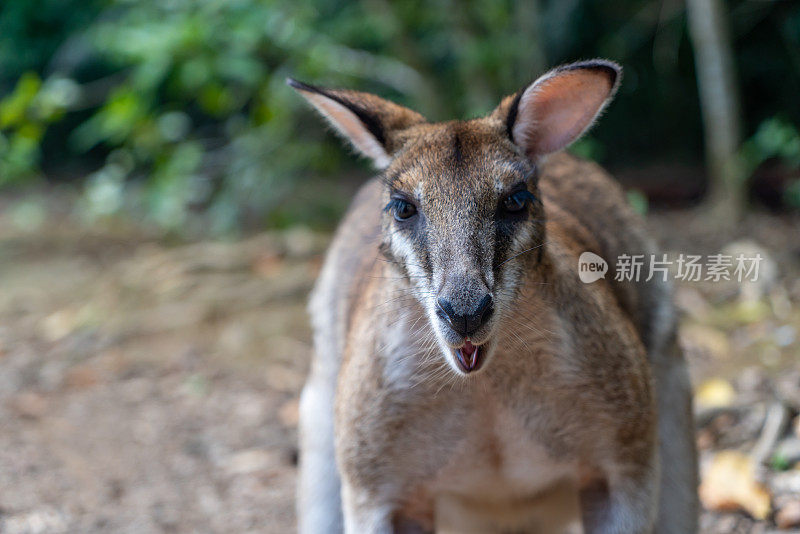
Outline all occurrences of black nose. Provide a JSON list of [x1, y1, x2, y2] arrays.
[[436, 294, 494, 337]]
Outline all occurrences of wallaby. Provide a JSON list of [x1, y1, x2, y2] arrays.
[[291, 60, 698, 534]]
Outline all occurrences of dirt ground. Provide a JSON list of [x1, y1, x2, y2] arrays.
[[0, 196, 799, 533]]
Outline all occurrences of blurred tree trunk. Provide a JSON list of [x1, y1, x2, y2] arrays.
[[686, 0, 746, 222]]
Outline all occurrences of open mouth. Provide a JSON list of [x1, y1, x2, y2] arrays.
[[454, 340, 484, 373]]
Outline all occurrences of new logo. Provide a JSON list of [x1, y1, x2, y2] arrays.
[[578, 252, 608, 283]]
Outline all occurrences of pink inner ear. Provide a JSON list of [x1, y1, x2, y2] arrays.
[[303, 92, 391, 168], [514, 69, 614, 156]]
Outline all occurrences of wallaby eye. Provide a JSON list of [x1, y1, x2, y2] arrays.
[[395, 201, 417, 220], [502, 190, 536, 214], [385, 198, 418, 221]]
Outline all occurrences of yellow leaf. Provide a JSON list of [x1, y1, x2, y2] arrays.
[[695, 378, 735, 409], [699, 450, 771, 520]]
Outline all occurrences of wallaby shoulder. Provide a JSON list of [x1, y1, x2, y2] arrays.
[[307, 178, 383, 380], [540, 152, 675, 355]]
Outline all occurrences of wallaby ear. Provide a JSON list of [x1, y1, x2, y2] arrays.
[[287, 79, 426, 169], [493, 60, 621, 158]]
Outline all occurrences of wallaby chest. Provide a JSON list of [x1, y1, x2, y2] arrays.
[[431, 390, 577, 496], [392, 383, 583, 532]]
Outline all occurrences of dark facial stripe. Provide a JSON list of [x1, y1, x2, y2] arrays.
[[492, 223, 514, 282], [452, 131, 463, 165]]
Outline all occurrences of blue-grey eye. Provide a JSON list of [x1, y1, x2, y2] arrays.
[[503, 190, 535, 213], [386, 198, 417, 221]]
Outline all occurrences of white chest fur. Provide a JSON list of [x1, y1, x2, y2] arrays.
[[431, 399, 582, 533]]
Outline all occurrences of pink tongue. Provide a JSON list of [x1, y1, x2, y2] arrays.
[[461, 341, 477, 367]]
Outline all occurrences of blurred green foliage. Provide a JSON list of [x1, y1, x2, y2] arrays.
[[741, 117, 800, 210], [0, 0, 799, 233], [743, 117, 800, 171]]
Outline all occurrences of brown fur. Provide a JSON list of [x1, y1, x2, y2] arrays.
[[294, 61, 697, 534]]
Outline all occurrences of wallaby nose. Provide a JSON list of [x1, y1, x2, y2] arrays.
[[436, 294, 494, 337]]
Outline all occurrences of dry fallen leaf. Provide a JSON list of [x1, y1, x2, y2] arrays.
[[695, 378, 736, 409], [699, 450, 771, 520]]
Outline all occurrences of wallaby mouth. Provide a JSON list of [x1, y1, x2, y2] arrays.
[[454, 340, 483, 373]]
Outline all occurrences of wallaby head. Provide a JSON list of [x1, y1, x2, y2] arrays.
[[290, 60, 620, 376]]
